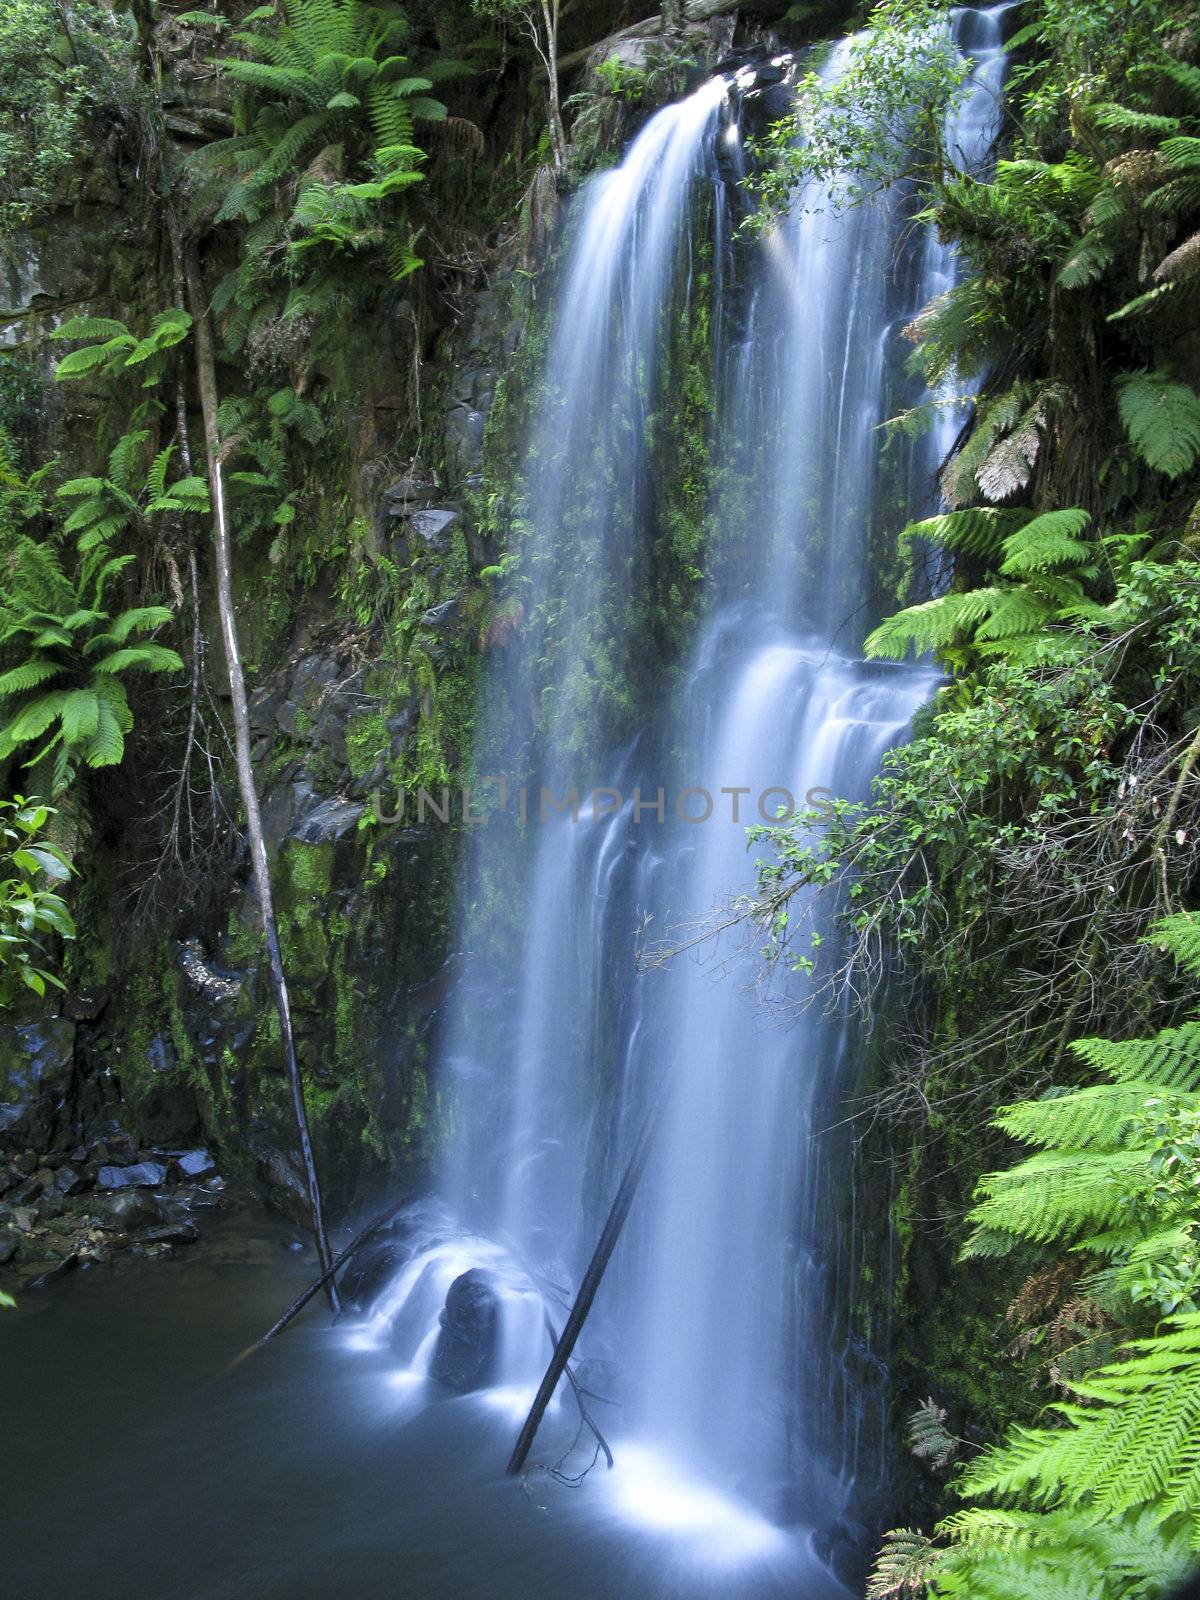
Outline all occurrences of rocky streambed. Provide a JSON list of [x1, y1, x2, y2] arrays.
[[0, 1132, 228, 1292]]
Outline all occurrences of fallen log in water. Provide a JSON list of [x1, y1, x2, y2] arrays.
[[507, 1088, 665, 1475]]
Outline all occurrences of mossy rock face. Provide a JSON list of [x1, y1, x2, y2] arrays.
[[0, 1019, 77, 1152]]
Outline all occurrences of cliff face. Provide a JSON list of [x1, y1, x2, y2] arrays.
[[0, 0, 816, 1228]]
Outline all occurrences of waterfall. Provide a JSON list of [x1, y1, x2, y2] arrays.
[[352, 3, 1008, 1570]]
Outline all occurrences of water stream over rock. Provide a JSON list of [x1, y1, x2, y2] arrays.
[[348, 7, 1009, 1581]]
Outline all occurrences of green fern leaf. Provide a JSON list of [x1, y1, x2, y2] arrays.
[[82, 697, 126, 767], [50, 316, 131, 342], [92, 645, 183, 676], [1, 690, 68, 747], [53, 339, 136, 381], [865, 588, 1003, 660], [1145, 911, 1200, 978], [60, 689, 100, 745], [999, 509, 1092, 576], [1116, 371, 1200, 478], [1070, 1021, 1200, 1093], [0, 658, 63, 698]]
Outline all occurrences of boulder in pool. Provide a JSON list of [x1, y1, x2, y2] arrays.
[[428, 1268, 500, 1393]]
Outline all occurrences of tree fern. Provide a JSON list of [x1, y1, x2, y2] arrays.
[[0, 530, 181, 788], [1071, 1021, 1200, 1093], [958, 1314, 1200, 1524]]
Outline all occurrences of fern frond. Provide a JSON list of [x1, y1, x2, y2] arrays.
[[92, 644, 183, 676], [973, 586, 1057, 641], [1146, 911, 1200, 978], [1070, 1021, 1200, 1093], [866, 1529, 943, 1599], [1057, 229, 1116, 289], [964, 1147, 1148, 1251], [901, 508, 1028, 559], [992, 1079, 1181, 1151], [50, 316, 132, 342], [999, 509, 1092, 576], [865, 588, 1004, 660], [909, 1397, 961, 1468], [0, 658, 64, 698], [1116, 371, 1200, 478]]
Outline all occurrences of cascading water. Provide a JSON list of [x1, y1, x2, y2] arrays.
[[350, 74, 735, 1402], [351, 5, 1008, 1576]]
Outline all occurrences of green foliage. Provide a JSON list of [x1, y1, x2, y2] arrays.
[[864, 918, 1200, 1597], [0, 795, 74, 1004], [191, 0, 458, 353], [594, 54, 652, 103], [0, 0, 135, 230], [862, 508, 1116, 668], [0, 533, 181, 792], [0, 357, 189, 795], [748, 0, 970, 213], [1116, 372, 1200, 479]]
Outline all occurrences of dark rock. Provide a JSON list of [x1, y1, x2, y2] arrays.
[[0, 1105, 28, 1144], [26, 1253, 78, 1288], [39, 1192, 65, 1219], [341, 1236, 405, 1310], [445, 405, 485, 477], [12, 1151, 36, 1175], [406, 507, 459, 551], [174, 1149, 216, 1180], [428, 1268, 500, 1393], [139, 1221, 200, 1248], [64, 988, 107, 1021], [813, 1517, 871, 1591], [290, 795, 364, 844], [97, 1160, 167, 1190], [0, 1020, 76, 1151], [257, 1149, 309, 1223], [385, 475, 440, 513], [0, 1230, 17, 1264], [97, 1189, 164, 1231], [0, 1018, 76, 1098], [92, 1129, 138, 1165], [54, 1165, 88, 1196], [121, 1035, 200, 1145], [9, 1176, 41, 1207], [419, 596, 461, 632]]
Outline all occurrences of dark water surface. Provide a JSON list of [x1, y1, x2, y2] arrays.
[[2, 1209, 844, 1600]]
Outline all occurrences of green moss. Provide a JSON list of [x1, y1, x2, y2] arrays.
[[345, 710, 388, 780]]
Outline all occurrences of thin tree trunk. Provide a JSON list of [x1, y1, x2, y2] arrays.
[[538, 0, 568, 177], [182, 243, 340, 1311], [507, 1086, 665, 1475]]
